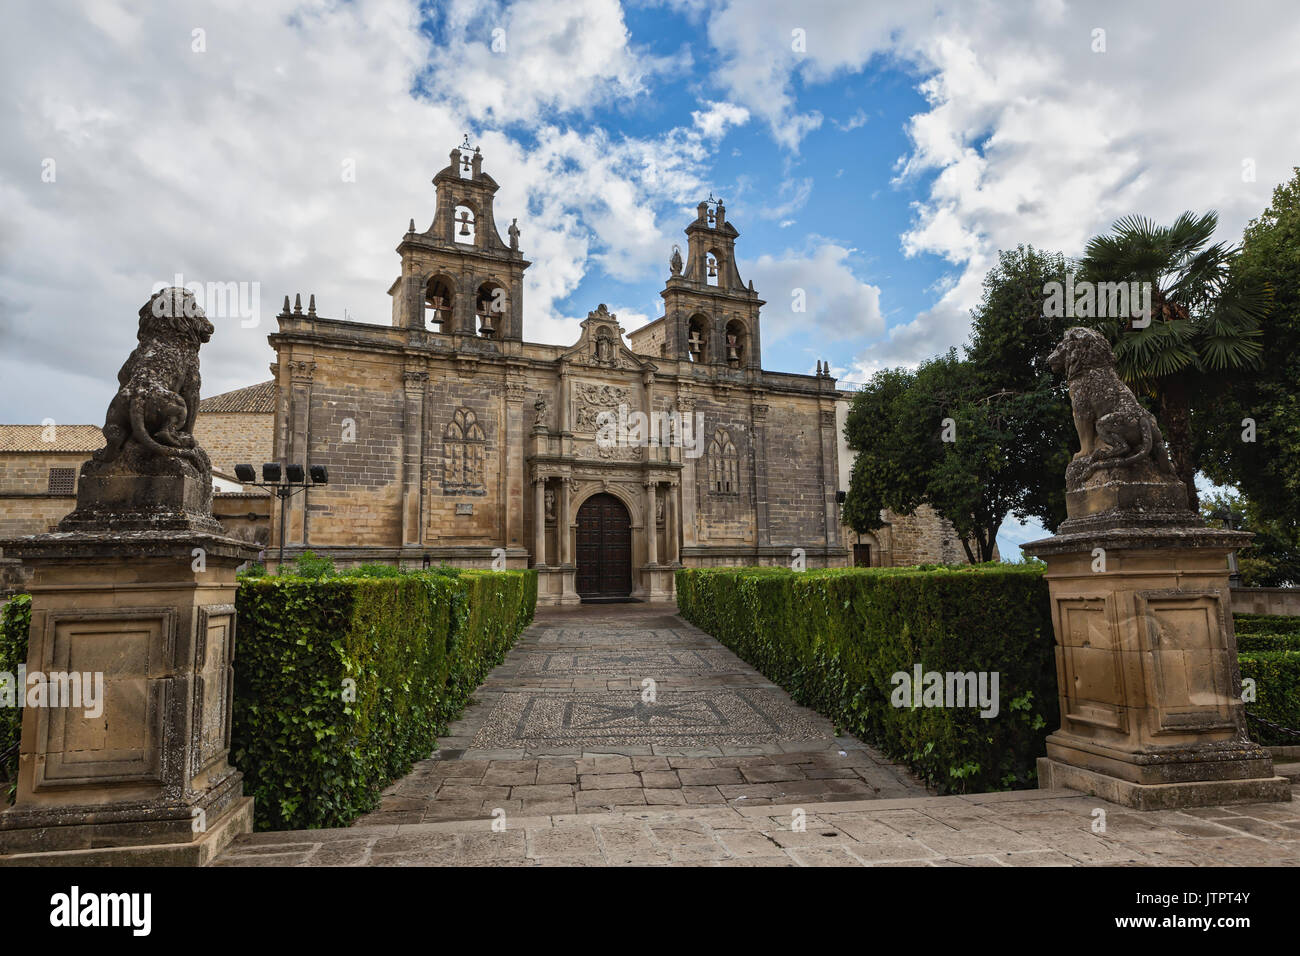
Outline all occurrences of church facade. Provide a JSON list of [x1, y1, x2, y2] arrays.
[[265, 142, 877, 602]]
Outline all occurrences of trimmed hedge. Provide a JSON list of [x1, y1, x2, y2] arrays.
[[1, 595, 32, 802], [676, 565, 1057, 794], [1237, 632, 1300, 653], [1238, 650, 1300, 747], [1235, 614, 1300, 636], [232, 567, 536, 831]]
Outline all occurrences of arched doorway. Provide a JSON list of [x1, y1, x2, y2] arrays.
[[575, 493, 632, 601]]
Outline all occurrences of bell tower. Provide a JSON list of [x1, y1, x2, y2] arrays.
[[659, 195, 763, 371], [390, 135, 529, 347]]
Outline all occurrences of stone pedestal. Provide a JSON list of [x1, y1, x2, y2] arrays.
[[0, 530, 259, 865], [641, 565, 677, 602], [1024, 523, 1289, 810], [536, 566, 580, 606]]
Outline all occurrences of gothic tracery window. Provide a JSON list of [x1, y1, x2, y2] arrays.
[[708, 428, 739, 495], [444, 407, 486, 492]]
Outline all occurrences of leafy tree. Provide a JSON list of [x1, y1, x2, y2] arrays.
[[1195, 168, 1300, 533], [844, 246, 1076, 561], [1201, 490, 1300, 587], [1080, 211, 1268, 510], [846, 352, 1024, 562], [965, 245, 1076, 532]]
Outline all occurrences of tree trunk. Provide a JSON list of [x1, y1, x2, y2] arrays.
[[1158, 376, 1198, 512]]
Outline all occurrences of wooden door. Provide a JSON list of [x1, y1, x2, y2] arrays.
[[575, 493, 632, 599]]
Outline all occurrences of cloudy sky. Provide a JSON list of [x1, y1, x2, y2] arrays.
[[3, 0, 1298, 556]]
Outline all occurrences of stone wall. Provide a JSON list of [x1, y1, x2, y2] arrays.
[[194, 411, 274, 477], [1231, 587, 1300, 616], [627, 320, 666, 357], [0, 451, 91, 537]]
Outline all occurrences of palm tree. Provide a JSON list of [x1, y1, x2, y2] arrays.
[[1080, 211, 1268, 511]]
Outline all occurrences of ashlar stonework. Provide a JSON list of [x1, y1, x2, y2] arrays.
[[265, 141, 963, 602]]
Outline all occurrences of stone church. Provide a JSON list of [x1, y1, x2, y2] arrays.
[[263, 140, 964, 603]]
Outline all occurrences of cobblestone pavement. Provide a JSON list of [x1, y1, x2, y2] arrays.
[[213, 785, 1300, 867], [347, 603, 928, 824]]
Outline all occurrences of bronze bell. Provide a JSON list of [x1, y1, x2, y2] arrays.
[[479, 311, 495, 336], [459, 214, 471, 236]]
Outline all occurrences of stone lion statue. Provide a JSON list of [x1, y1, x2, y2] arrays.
[[1048, 326, 1178, 486], [94, 287, 214, 471]]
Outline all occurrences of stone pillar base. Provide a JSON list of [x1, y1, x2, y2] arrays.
[[0, 529, 259, 865], [1023, 522, 1284, 812], [0, 796, 253, 867], [536, 566, 579, 605], [1038, 758, 1290, 811], [641, 566, 676, 602]]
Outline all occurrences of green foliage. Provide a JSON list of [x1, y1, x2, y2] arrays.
[[843, 245, 1076, 557], [675, 565, 1057, 794], [1238, 650, 1300, 746], [0, 595, 32, 803], [1196, 167, 1300, 537], [230, 567, 536, 831], [1237, 632, 1300, 653], [1203, 491, 1300, 586], [1080, 210, 1269, 510], [284, 550, 337, 579], [237, 561, 267, 579], [1235, 614, 1300, 636]]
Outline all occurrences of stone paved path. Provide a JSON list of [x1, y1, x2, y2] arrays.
[[352, 603, 927, 823], [213, 785, 1300, 867], [213, 604, 1300, 866]]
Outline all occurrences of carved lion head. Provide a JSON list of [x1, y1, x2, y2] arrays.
[[1048, 326, 1114, 380], [138, 287, 215, 347]]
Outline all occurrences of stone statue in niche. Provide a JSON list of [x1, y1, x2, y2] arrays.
[[669, 244, 683, 276], [544, 486, 555, 522], [533, 394, 548, 428], [656, 494, 665, 525], [1047, 326, 1188, 515], [595, 330, 614, 364]]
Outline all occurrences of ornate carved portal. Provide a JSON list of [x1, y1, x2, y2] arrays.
[[574, 492, 632, 600]]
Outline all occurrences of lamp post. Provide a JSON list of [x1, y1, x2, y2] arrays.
[[234, 462, 329, 569]]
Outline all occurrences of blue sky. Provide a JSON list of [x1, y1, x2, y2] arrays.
[[3, 0, 1298, 559]]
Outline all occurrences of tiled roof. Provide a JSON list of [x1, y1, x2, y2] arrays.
[[198, 380, 277, 413], [0, 424, 104, 453]]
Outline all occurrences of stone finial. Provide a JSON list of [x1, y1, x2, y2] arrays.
[[281, 295, 291, 315], [1047, 326, 1190, 524], [293, 293, 303, 315], [408, 218, 416, 234], [308, 294, 317, 317]]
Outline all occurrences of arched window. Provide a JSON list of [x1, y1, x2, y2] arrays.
[[424, 277, 453, 331], [444, 407, 486, 492], [476, 281, 506, 337], [454, 204, 476, 245], [725, 319, 747, 367], [687, 314, 710, 363], [708, 428, 739, 494]]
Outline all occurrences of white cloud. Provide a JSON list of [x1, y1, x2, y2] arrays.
[[697, 0, 1300, 370], [0, 0, 731, 422], [747, 241, 884, 348]]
